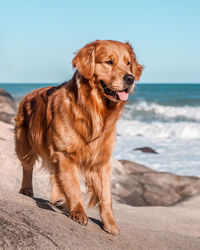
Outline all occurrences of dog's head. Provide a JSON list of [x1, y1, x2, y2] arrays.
[[72, 40, 143, 102]]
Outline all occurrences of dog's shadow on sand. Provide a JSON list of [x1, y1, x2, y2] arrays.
[[33, 197, 103, 229]]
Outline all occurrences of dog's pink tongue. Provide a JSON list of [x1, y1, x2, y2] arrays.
[[117, 91, 129, 101]]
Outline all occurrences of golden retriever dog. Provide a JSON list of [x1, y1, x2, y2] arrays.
[[15, 40, 143, 235]]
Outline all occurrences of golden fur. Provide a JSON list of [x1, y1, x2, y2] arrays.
[[15, 40, 143, 235]]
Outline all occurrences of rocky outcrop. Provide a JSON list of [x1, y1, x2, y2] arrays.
[[0, 88, 17, 124], [1, 190, 200, 250], [134, 147, 158, 154], [112, 159, 200, 206]]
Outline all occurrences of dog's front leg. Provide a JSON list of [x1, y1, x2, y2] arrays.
[[99, 163, 120, 235], [51, 152, 88, 226]]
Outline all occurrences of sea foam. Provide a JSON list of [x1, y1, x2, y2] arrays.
[[124, 101, 200, 122], [114, 100, 200, 177], [117, 120, 200, 140]]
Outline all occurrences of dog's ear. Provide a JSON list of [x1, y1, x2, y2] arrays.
[[125, 42, 143, 81], [72, 42, 95, 79]]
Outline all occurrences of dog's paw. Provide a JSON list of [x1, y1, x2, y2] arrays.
[[69, 210, 88, 226], [103, 222, 120, 235], [19, 187, 33, 197]]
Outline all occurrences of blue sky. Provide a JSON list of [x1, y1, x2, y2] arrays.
[[0, 0, 200, 83]]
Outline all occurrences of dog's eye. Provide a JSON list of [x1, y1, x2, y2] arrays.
[[127, 61, 130, 66], [105, 60, 113, 65]]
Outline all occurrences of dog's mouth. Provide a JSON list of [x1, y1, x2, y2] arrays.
[[100, 81, 130, 101]]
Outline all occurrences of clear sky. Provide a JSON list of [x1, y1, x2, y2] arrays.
[[0, 0, 200, 83]]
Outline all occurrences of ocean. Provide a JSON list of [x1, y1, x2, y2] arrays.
[[1, 83, 199, 177]]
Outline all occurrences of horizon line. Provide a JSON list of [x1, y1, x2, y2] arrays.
[[0, 82, 200, 85]]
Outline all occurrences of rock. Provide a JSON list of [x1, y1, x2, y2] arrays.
[[0, 190, 200, 249], [111, 160, 200, 206], [134, 147, 158, 154], [0, 88, 17, 124]]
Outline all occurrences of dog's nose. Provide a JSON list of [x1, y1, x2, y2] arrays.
[[123, 74, 135, 85]]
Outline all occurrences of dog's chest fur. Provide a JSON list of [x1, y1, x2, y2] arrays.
[[50, 89, 119, 168]]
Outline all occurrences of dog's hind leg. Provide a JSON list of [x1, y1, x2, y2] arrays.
[[15, 125, 37, 197], [19, 160, 35, 197]]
